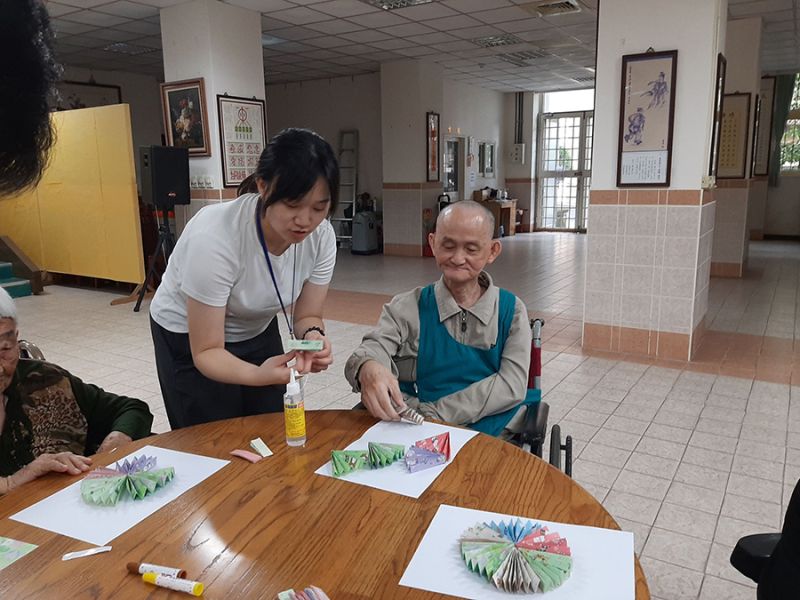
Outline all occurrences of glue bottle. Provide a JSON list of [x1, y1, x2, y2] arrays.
[[284, 368, 306, 447]]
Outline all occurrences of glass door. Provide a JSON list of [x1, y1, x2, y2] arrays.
[[537, 110, 593, 231]]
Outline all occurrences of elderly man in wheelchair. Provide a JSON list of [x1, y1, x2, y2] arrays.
[[345, 200, 565, 465]]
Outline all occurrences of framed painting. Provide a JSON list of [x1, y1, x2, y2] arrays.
[[616, 49, 678, 187], [217, 94, 267, 187], [717, 92, 751, 179], [53, 81, 121, 111], [160, 78, 210, 156], [426, 111, 440, 182], [709, 53, 727, 177]]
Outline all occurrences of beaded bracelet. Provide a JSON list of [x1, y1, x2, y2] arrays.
[[302, 326, 325, 339]]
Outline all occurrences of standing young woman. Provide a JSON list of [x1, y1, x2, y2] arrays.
[[149, 128, 339, 429]]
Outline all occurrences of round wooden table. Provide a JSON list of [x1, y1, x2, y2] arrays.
[[0, 411, 649, 599]]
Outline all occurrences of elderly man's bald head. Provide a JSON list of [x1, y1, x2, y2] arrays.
[[436, 200, 495, 239]]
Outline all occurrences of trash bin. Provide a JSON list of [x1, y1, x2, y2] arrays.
[[351, 211, 379, 255]]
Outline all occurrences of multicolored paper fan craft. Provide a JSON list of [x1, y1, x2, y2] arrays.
[[80, 455, 175, 506], [460, 519, 572, 593], [404, 432, 450, 472]]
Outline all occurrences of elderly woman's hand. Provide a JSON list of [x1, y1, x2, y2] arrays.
[[2, 452, 92, 494], [97, 431, 133, 454]]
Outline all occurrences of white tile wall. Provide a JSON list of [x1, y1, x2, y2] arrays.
[[625, 205, 658, 236], [383, 190, 423, 245], [588, 205, 619, 235], [712, 190, 748, 264], [585, 201, 705, 336], [587, 234, 616, 264]]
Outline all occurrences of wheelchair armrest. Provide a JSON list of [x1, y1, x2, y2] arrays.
[[730, 533, 782, 584], [519, 401, 549, 456]]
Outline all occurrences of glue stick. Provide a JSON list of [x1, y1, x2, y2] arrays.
[[284, 368, 306, 447], [142, 572, 203, 596]]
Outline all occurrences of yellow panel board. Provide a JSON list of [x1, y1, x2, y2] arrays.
[[0, 104, 144, 284]]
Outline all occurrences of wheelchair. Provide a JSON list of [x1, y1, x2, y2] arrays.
[[509, 318, 572, 476], [18, 339, 44, 360]]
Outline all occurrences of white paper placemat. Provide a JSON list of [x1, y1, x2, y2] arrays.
[[11, 445, 229, 546], [400, 504, 636, 600], [315, 421, 478, 498]]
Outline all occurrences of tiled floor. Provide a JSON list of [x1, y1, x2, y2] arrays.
[[13, 233, 800, 600]]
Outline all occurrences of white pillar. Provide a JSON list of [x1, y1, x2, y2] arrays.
[[161, 0, 265, 214], [584, 0, 727, 361], [712, 17, 762, 277]]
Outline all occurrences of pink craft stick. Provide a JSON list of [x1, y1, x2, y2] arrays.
[[230, 449, 263, 463]]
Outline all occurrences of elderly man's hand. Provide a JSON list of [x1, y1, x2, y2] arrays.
[[96, 431, 134, 454], [358, 360, 406, 421]]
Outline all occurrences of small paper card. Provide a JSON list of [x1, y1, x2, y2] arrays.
[[315, 422, 478, 498], [0, 536, 36, 571], [286, 339, 324, 351]]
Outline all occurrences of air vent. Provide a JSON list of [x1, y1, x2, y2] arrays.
[[471, 34, 523, 48], [572, 75, 594, 83], [103, 42, 158, 56], [519, 0, 581, 17], [361, 0, 434, 10], [497, 49, 549, 67]]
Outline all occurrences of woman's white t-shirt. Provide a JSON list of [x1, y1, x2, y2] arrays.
[[150, 193, 337, 343]]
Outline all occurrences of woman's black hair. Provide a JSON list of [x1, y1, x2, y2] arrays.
[[236, 172, 259, 196], [255, 128, 339, 215], [0, 0, 59, 196]]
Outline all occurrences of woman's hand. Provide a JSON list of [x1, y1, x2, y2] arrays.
[[97, 431, 133, 454], [256, 350, 297, 386], [3, 452, 93, 493], [295, 330, 333, 374]]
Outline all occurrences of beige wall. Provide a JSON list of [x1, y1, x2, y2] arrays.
[[266, 73, 383, 199], [380, 61, 444, 183], [61, 65, 162, 188], [442, 79, 505, 200]]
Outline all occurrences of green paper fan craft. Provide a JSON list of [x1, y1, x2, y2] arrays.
[[331, 450, 369, 477], [80, 455, 175, 506], [460, 519, 572, 593], [367, 442, 405, 467]]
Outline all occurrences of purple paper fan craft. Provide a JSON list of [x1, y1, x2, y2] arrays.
[[404, 446, 446, 473], [115, 455, 158, 474]]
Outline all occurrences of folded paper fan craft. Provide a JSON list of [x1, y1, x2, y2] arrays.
[[80, 455, 175, 506], [460, 518, 572, 593]]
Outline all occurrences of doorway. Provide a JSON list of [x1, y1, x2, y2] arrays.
[[536, 110, 593, 231]]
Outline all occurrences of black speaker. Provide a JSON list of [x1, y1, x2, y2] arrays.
[[139, 145, 190, 208]]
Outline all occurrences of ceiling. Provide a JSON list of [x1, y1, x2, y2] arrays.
[[46, 0, 800, 93]]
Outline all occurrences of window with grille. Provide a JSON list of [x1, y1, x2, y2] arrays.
[[780, 74, 800, 171]]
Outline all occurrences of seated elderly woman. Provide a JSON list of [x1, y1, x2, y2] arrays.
[[0, 288, 153, 494]]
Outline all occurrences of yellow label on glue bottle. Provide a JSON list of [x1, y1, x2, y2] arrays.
[[284, 369, 306, 446]]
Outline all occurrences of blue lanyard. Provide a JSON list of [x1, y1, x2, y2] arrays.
[[255, 200, 295, 338]]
